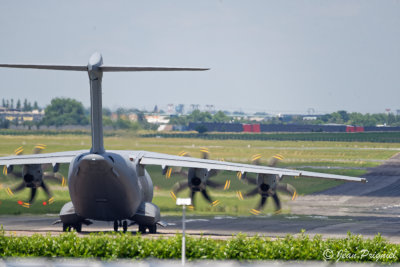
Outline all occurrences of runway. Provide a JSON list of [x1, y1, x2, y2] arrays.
[[1, 153, 400, 242], [1, 213, 400, 242]]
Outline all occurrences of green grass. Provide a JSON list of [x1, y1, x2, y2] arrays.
[[0, 230, 398, 262], [0, 135, 397, 216], [142, 131, 400, 143]]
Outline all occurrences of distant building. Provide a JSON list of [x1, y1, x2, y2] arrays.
[[0, 107, 44, 123], [303, 116, 317, 121], [145, 115, 170, 124], [128, 113, 138, 122]]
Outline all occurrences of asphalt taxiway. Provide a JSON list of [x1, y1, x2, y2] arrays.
[[1, 153, 400, 242]]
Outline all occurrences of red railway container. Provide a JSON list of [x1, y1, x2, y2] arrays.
[[243, 124, 252, 132], [252, 124, 261, 133]]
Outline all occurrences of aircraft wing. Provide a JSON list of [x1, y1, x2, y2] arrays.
[[133, 151, 367, 183], [0, 150, 86, 166]]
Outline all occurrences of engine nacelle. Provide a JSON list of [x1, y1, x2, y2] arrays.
[[187, 168, 209, 191], [22, 164, 43, 188], [257, 173, 279, 195]]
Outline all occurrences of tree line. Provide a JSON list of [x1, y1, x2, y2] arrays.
[[169, 109, 400, 127], [2, 97, 400, 129], [1, 98, 39, 111]]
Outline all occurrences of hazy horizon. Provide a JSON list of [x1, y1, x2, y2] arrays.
[[0, 1, 399, 114]]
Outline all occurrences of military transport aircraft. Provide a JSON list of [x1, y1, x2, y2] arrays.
[[0, 53, 367, 233]]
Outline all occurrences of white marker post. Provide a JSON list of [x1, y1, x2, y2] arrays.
[[176, 198, 192, 266]]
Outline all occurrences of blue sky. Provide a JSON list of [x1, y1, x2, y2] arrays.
[[0, 1, 399, 114]]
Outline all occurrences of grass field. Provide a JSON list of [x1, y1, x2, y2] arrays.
[[0, 134, 398, 216]]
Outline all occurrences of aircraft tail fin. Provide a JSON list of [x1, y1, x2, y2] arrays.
[[0, 53, 209, 155]]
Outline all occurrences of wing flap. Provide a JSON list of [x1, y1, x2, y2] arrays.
[[299, 170, 367, 183]]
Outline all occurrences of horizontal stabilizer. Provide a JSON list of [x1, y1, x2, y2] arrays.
[[0, 64, 87, 71], [0, 64, 209, 72], [101, 66, 209, 72]]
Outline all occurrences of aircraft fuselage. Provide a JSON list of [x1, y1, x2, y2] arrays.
[[68, 151, 153, 221]]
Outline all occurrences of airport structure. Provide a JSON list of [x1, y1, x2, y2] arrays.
[[186, 122, 400, 133], [0, 107, 44, 123]]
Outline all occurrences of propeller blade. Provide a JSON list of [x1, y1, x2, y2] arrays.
[[244, 175, 257, 185], [236, 171, 244, 180], [206, 179, 225, 189], [164, 151, 190, 178], [200, 189, 213, 203], [171, 180, 189, 199], [272, 193, 282, 212], [12, 182, 26, 193], [190, 190, 196, 205], [200, 147, 209, 159], [41, 181, 52, 198], [276, 183, 297, 200], [268, 154, 284, 167], [6, 182, 25, 196], [5, 165, 14, 175], [244, 187, 259, 197], [43, 172, 67, 186], [256, 196, 268, 210], [32, 144, 46, 154], [199, 148, 219, 178], [14, 146, 24, 155], [8, 171, 23, 178], [172, 180, 189, 194], [207, 169, 219, 178], [251, 154, 262, 165], [28, 188, 37, 204], [40, 181, 54, 205]]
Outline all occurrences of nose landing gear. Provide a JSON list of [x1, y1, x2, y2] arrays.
[[113, 220, 128, 232]]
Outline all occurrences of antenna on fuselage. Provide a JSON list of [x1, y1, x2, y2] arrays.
[[0, 52, 209, 154]]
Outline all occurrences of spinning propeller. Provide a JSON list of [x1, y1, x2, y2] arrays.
[[164, 148, 230, 208], [236, 154, 297, 215], [3, 144, 67, 207]]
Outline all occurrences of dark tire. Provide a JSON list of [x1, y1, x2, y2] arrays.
[[75, 223, 82, 233], [138, 225, 146, 234], [62, 224, 70, 232], [148, 224, 157, 234], [114, 220, 118, 232], [122, 220, 128, 232]]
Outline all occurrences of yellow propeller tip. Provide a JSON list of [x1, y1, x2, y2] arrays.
[[275, 209, 282, 214]]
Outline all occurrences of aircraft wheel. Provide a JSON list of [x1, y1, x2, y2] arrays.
[[138, 225, 146, 234], [75, 223, 82, 233], [148, 224, 157, 234], [113, 220, 119, 232], [62, 223, 70, 232], [122, 220, 128, 232]]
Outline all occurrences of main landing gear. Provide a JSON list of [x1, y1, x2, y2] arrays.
[[138, 224, 157, 234], [113, 220, 128, 232], [63, 222, 82, 232]]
